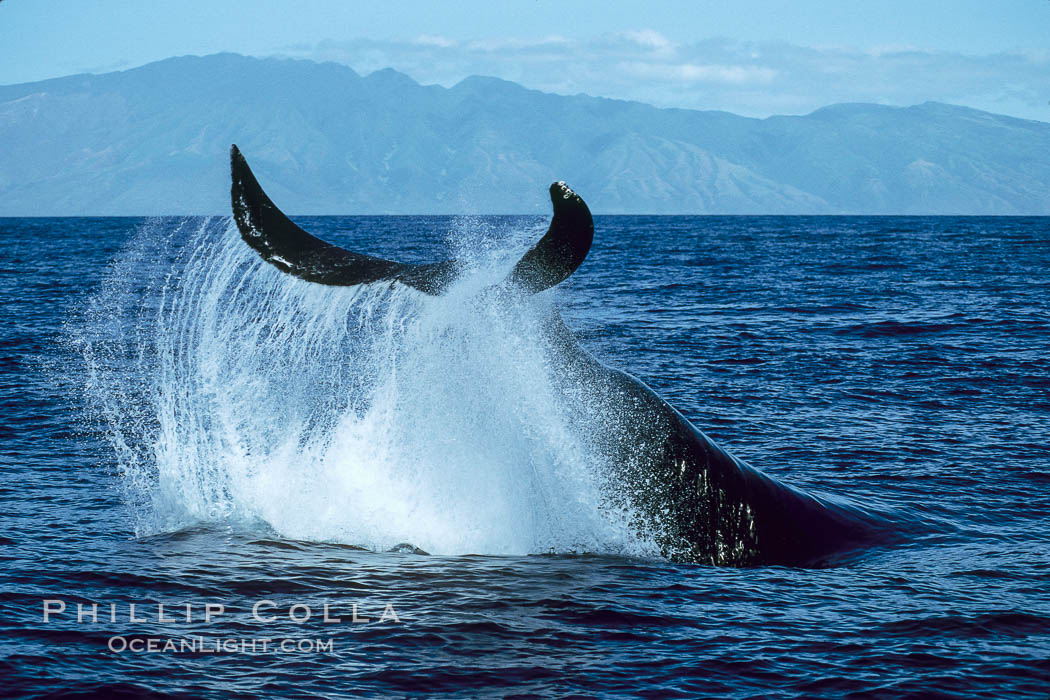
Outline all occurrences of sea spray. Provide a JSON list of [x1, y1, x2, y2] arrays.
[[79, 217, 653, 557]]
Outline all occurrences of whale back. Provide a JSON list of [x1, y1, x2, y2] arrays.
[[543, 311, 891, 566]]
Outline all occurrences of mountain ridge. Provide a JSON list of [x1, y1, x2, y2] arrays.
[[1, 53, 1048, 215]]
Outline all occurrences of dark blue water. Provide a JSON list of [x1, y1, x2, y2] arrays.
[[2, 215, 1049, 698]]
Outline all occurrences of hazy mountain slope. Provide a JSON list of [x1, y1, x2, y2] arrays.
[[1, 53, 1047, 215]]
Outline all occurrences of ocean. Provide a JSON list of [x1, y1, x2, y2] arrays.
[[1, 214, 1048, 697]]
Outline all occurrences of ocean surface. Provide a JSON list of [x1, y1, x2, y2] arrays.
[[1, 214, 1048, 698]]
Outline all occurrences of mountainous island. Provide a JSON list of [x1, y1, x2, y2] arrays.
[[1, 53, 1048, 215]]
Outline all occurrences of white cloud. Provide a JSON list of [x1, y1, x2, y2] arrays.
[[465, 35, 571, 52], [413, 34, 456, 48], [865, 44, 923, 57], [272, 34, 1050, 122], [622, 62, 777, 84], [619, 29, 675, 52]]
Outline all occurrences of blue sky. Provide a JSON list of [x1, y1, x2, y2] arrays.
[[2, 0, 1049, 121]]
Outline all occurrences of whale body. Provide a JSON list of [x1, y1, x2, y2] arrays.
[[229, 144, 890, 566]]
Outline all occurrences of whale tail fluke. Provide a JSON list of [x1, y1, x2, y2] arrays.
[[229, 144, 592, 295]]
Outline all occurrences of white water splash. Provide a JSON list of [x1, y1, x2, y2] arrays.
[[80, 217, 652, 557]]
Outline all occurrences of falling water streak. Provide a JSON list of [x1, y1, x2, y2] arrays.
[[79, 217, 654, 558]]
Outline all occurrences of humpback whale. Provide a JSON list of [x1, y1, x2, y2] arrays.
[[229, 144, 890, 567]]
